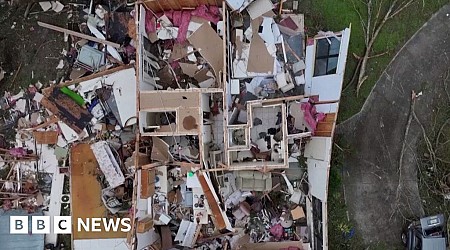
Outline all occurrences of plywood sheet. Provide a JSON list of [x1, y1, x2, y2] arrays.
[[246, 0, 274, 20], [71, 144, 127, 240], [179, 63, 198, 77], [187, 24, 223, 78], [247, 34, 274, 74], [178, 107, 200, 133], [152, 137, 173, 162], [140, 91, 199, 110], [247, 17, 274, 74], [33, 131, 58, 144]]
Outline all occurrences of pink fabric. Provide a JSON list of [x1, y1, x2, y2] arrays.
[[269, 223, 284, 240], [159, 5, 221, 43], [145, 11, 156, 33], [166, 11, 191, 43], [191, 5, 221, 23], [10, 147, 27, 157], [301, 102, 326, 135]]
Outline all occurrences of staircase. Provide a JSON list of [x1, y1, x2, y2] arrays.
[[314, 113, 336, 137]]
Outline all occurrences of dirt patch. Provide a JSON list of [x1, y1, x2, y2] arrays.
[[0, 3, 68, 94], [336, 4, 450, 247]]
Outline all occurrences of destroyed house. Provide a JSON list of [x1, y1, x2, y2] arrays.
[[132, 1, 350, 250], [0, 0, 349, 250]]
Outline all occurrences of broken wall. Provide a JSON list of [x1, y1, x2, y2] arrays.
[[304, 28, 351, 102]]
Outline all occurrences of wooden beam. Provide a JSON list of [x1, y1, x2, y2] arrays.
[[310, 99, 340, 105], [221, 0, 226, 89], [37, 21, 121, 48], [203, 167, 228, 172], [0, 192, 36, 196], [58, 64, 134, 87], [260, 95, 306, 105], [171, 161, 201, 168], [140, 161, 201, 170], [197, 172, 226, 230], [278, 0, 284, 15], [140, 162, 164, 170], [23, 115, 59, 131]]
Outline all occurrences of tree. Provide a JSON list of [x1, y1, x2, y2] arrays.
[[352, 0, 414, 96]]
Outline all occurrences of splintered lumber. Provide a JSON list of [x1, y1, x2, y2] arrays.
[[197, 172, 226, 230], [58, 64, 134, 87], [25, 115, 59, 131], [141, 162, 164, 170], [37, 21, 121, 48]]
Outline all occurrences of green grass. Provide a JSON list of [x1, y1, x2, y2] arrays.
[[327, 138, 366, 249], [300, 0, 447, 121], [417, 101, 450, 224]]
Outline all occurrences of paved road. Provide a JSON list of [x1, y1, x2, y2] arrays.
[[337, 5, 450, 247]]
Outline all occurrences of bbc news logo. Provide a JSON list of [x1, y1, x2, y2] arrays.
[[10, 216, 131, 234]]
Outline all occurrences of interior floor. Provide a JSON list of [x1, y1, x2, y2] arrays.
[[250, 106, 281, 143]]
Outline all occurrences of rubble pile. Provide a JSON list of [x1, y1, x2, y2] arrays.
[[0, 1, 140, 247]]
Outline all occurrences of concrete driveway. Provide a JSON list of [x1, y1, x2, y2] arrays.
[[337, 4, 450, 247]]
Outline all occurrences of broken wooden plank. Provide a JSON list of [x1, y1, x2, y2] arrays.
[[37, 21, 121, 48], [40, 87, 93, 134], [140, 161, 201, 170], [141, 162, 164, 170], [58, 64, 134, 87], [24, 115, 59, 131], [171, 161, 201, 168], [140, 169, 155, 198], [187, 23, 223, 79], [197, 172, 227, 230], [137, 217, 154, 233]]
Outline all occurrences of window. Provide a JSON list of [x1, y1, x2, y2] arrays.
[[314, 37, 341, 76]]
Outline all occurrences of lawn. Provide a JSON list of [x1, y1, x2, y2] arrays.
[[296, 0, 448, 248]]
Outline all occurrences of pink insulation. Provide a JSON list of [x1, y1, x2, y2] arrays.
[[145, 11, 156, 33], [146, 5, 221, 43], [301, 102, 326, 135], [164, 10, 191, 43], [191, 5, 221, 23]]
